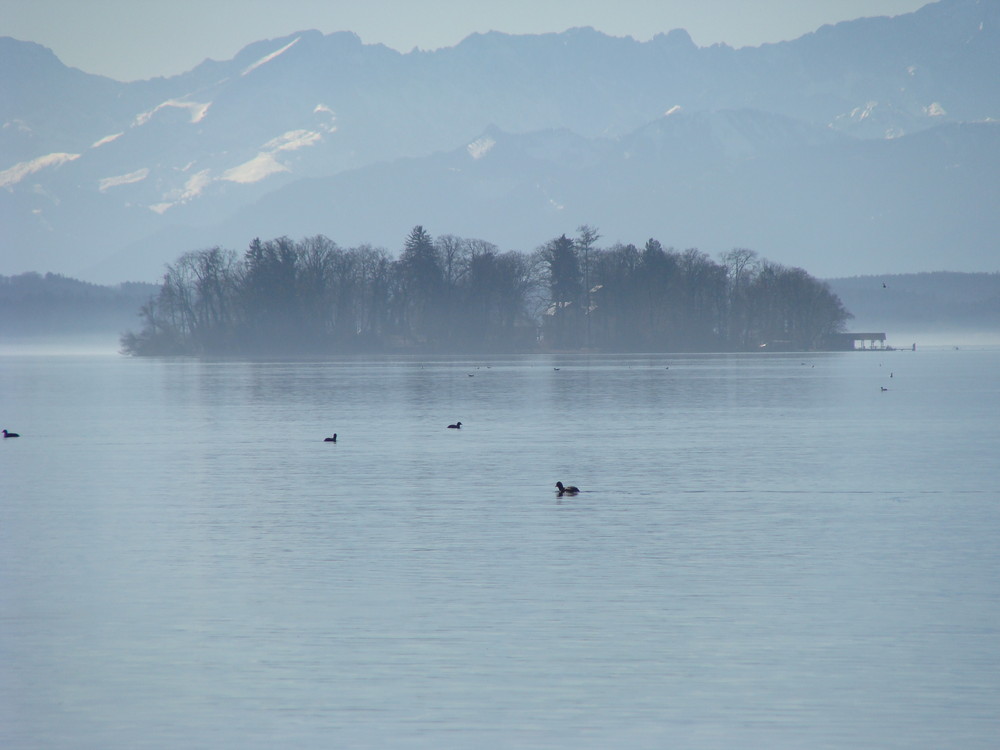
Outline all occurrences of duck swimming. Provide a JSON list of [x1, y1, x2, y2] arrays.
[[3, 429, 20, 438], [448, 422, 462, 429], [324, 433, 337, 442], [555, 481, 579, 495]]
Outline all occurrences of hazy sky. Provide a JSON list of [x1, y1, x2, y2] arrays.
[[4, 0, 933, 81]]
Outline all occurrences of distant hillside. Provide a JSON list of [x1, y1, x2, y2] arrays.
[[0, 273, 158, 336], [826, 272, 1000, 337]]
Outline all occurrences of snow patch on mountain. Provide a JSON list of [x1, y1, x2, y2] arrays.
[[265, 130, 322, 152], [313, 104, 338, 133], [134, 99, 212, 127], [99, 168, 150, 192], [850, 101, 879, 121], [0, 152, 80, 188], [467, 136, 496, 159], [3, 119, 32, 135], [150, 169, 212, 213], [221, 130, 322, 183], [242, 37, 301, 76], [179, 170, 212, 200], [146, 126, 326, 210], [222, 153, 289, 184], [92, 132, 124, 149]]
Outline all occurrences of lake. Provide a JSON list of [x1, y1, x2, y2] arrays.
[[2, 344, 998, 749]]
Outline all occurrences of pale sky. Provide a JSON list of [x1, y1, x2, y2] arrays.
[[3, 0, 934, 82]]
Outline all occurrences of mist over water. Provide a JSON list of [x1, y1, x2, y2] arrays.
[[875, 329, 1000, 349], [2, 347, 999, 749], [0, 334, 125, 357]]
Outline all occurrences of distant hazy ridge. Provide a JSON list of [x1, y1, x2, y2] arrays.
[[826, 272, 1000, 337], [2, 0, 998, 282]]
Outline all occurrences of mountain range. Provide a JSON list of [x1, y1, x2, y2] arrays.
[[2, 0, 998, 283]]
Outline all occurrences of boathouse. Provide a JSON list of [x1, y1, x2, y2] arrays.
[[823, 332, 889, 351]]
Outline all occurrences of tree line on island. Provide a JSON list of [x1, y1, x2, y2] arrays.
[[121, 226, 852, 355]]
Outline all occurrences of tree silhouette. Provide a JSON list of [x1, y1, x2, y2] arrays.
[[541, 234, 583, 349]]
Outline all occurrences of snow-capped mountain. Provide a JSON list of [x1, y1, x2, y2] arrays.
[[88, 113, 999, 282], [2, 0, 998, 281]]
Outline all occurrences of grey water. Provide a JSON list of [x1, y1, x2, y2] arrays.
[[2, 347, 999, 749]]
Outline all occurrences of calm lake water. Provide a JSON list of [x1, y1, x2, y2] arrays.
[[2, 345, 999, 749]]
